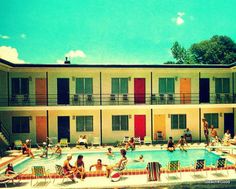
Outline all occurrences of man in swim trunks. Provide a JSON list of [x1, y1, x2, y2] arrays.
[[89, 159, 107, 171], [202, 118, 209, 146]]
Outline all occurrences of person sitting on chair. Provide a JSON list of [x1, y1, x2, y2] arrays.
[[222, 130, 231, 145], [125, 137, 135, 151], [184, 128, 192, 142], [77, 135, 88, 149]]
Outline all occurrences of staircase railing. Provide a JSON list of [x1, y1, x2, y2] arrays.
[[0, 121, 10, 145]]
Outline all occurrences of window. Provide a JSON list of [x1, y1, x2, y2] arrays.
[[12, 117, 30, 133], [159, 78, 175, 94], [11, 78, 29, 95], [171, 114, 186, 129], [76, 116, 93, 131], [215, 78, 230, 93], [111, 78, 128, 94], [204, 113, 218, 128], [76, 78, 93, 94], [112, 115, 128, 131]]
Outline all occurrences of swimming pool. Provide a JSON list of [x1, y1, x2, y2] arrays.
[[12, 149, 230, 173]]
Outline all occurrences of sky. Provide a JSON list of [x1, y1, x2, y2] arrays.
[[0, 0, 236, 64]]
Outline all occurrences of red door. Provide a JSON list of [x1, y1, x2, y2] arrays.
[[36, 116, 47, 143], [35, 78, 47, 105], [134, 78, 145, 104], [134, 115, 146, 140]]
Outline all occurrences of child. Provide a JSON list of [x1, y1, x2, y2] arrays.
[[133, 155, 144, 162], [177, 136, 188, 151], [125, 137, 135, 151], [167, 137, 175, 152], [40, 142, 48, 158], [106, 148, 115, 158]]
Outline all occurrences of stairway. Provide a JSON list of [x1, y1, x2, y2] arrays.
[[0, 121, 10, 147], [0, 131, 9, 146]]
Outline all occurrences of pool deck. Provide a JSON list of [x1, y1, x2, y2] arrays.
[[1, 143, 236, 188]]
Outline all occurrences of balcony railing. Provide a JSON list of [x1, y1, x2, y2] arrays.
[[0, 93, 235, 107]]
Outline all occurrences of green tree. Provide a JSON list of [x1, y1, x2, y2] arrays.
[[171, 42, 187, 64], [190, 35, 236, 64]]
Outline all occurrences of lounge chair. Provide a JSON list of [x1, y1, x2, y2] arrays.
[[31, 166, 50, 186], [0, 173, 21, 188], [212, 158, 228, 175], [54, 164, 74, 183], [59, 138, 68, 147], [92, 137, 100, 147], [167, 160, 181, 178], [147, 162, 162, 181], [134, 137, 141, 145], [14, 140, 23, 150], [192, 159, 207, 176], [122, 136, 130, 145], [144, 136, 152, 145]]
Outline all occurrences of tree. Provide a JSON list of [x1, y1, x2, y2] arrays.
[[171, 42, 187, 64], [190, 35, 236, 64]]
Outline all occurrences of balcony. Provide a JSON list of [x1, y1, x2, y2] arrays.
[[0, 93, 235, 107]]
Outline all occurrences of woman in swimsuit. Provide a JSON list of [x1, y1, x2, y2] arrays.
[[167, 137, 175, 152], [75, 155, 86, 181]]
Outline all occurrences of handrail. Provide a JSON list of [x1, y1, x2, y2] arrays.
[[0, 121, 10, 144]]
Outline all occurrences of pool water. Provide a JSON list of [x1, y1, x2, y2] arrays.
[[13, 149, 230, 173]]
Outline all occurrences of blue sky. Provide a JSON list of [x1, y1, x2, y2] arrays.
[[0, 0, 236, 64]]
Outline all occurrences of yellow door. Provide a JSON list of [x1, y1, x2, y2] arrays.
[[154, 114, 166, 140]]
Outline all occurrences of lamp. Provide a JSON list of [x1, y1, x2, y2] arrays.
[[212, 77, 215, 81], [72, 76, 76, 81], [29, 116, 32, 120], [168, 114, 171, 118], [129, 115, 132, 119], [28, 76, 32, 81], [72, 115, 76, 120], [175, 76, 178, 81], [128, 77, 131, 81]]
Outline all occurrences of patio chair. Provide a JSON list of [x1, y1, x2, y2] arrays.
[[54, 164, 74, 183], [167, 160, 181, 178], [60, 138, 68, 147], [192, 159, 207, 176], [122, 136, 130, 145], [147, 162, 162, 181], [92, 137, 100, 147], [134, 137, 142, 145], [31, 166, 50, 186], [14, 140, 23, 150], [144, 136, 152, 145], [0, 171, 25, 188], [212, 158, 228, 175]]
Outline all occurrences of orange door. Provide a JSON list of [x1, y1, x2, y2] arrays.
[[36, 116, 47, 143], [35, 78, 47, 105], [180, 78, 191, 104], [154, 114, 166, 140]]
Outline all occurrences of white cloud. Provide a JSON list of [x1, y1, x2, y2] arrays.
[[0, 46, 25, 63], [0, 34, 10, 39], [56, 49, 86, 64], [172, 12, 185, 26], [65, 50, 86, 58], [20, 33, 26, 39]]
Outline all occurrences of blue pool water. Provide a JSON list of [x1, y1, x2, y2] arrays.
[[13, 149, 230, 173]]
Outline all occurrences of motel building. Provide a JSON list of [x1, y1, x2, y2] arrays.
[[0, 57, 236, 148]]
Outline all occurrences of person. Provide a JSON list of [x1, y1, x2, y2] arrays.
[[125, 137, 135, 151], [167, 137, 175, 152], [222, 130, 231, 145], [63, 154, 76, 182], [229, 135, 236, 145], [89, 159, 107, 171], [202, 118, 209, 146], [210, 125, 218, 146], [5, 163, 16, 175], [133, 155, 144, 162], [106, 149, 127, 178], [22, 143, 34, 158], [54, 144, 62, 156], [77, 135, 88, 149], [184, 128, 192, 142], [75, 155, 86, 181], [39, 142, 48, 158], [106, 148, 115, 158], [177, 136, 188, 151]]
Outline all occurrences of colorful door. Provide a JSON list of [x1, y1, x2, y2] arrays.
[[199, 78, 210, 103], [35, 78, 47, 105], [134, 115, 146, 140], [57, 78, 70, 104], [58, 116, 70, 142], [154, 115, 166, 140], [180, 78, 191, 104], [224, 113, 234, 136], [134, 78, 145, 104], [36, 116, 47, 143]]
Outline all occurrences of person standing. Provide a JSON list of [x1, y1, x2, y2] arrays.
[[202, 118, 209, 146]]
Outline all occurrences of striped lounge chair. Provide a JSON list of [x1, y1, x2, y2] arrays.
[[147, 162, 161, 181]]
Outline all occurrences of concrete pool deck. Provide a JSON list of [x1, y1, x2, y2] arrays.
[[0, 143, 236, 188]]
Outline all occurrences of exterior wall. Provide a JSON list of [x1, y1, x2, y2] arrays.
[[102, 108, 151, 143], [48, 110, 100, 144], [0, 111, 46, 144], [48, 70, 100, 105]]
